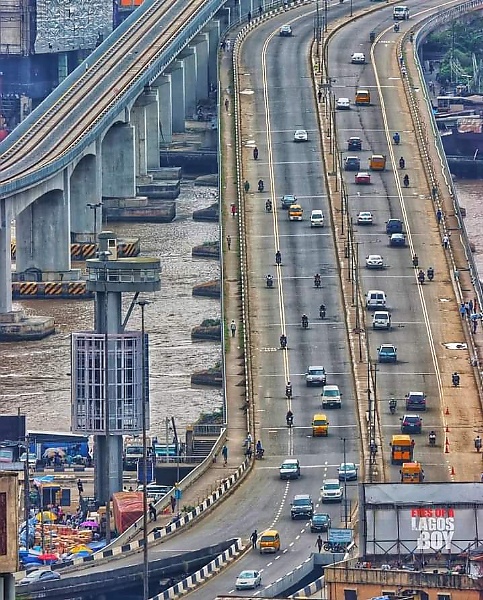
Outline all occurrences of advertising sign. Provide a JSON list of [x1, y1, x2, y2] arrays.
[[0, 472, 18, 572], [362, 483, 483, 556], [328, 528, 353, 544]]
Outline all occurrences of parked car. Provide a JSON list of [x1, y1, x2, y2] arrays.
[[279, 25, 293, 36], [236, 570, 262, 590], [321, 479, 343, 503], [279, 458, 301, 480], [365, 254, 384, 269], [310, 512, 331, 532], [377, 344, 397, 363], [355, 171, 371, 184], [338, 462, 358, 481], [401, 414, 423, 434], [306, 365, 327, 386], [344, 156, 361, 171], [293, 129, 308, 142], [389, 233, 406, 247], [336, 97, 351, 110], [291, 494, 314, 519], [347, 137, 362, 151], [357, 211, 373, 225]]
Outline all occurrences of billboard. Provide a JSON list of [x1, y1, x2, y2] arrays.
[[0, 472, 18, 572], [361, 483, 483, 556]]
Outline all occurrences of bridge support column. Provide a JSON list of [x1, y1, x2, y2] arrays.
[[206, 22, 221, 88], [192, 34, 209, 101], [179, 47, 197, 119], [156, 74, 173, 144], [0, 200, 12, 314], [16, 173, 71, 275], [131, 89, 158, 181], [145, 89, 160, 170], [102, 123, 136, 198], [70, 147, 103, 243], [168, 61, 185, 133]]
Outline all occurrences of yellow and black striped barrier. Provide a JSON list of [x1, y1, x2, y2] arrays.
[[118, 241, 140, 257], [12, 240, 140, 261], [68, 282, 89, 296], [19, 282, 38, 296], [10, 242, 16, 260], [71, 243, 97, 260], [12, 281, 94, 299], [44, 282, 63, 296]]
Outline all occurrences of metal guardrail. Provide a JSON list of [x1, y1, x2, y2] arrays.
[[0, 0, 226, 196]]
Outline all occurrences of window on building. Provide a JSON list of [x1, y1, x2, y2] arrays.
[[437, 595, 451, 600], [344, 591, 357, 600]]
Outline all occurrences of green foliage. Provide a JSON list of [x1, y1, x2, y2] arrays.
[[200, 318, 221, 327]]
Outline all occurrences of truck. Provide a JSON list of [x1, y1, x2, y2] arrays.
[[393, 5, 409, 19], [123, 443, 144, 470]]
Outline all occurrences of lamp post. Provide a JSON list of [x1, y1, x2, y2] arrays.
[[342, 437, 348, 527], [137, 299, 150, 600], [87, 202, 103, 244]]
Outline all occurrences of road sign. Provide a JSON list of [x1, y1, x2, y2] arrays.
[[328, 528, 353, 543]]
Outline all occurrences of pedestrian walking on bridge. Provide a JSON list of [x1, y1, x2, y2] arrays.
[[316, 536, 323, 552], [251, 530, 258, 549]]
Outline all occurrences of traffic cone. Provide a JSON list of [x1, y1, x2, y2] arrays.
[[445, 406, 450, 415], [451, 465, 455, 476], [445, 437, 450, 453], [445, 425, 450, 433]]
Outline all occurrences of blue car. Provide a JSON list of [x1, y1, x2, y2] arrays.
[[378, 344, 397, 363], [389, 233, 406, 247]]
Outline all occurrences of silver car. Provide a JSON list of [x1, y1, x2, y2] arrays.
[[305, 365, 327, 386]]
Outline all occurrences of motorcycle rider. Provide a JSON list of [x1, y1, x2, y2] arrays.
[[319, 303, 326, 319], [314, 273, 321, 287], [389, 398, 397, 413], [265, 198, 272, 212], [286, 409, 294, 427], [429, 430, 436, 446], [253, 146, 259, 160], [285, 381, 292, 399], [301, 314, 309, 328], [280, 333, 287, 349], [399, 156, 405, 169], [258, 179, 264, 192], [452, 372, 460, 387], [412, 254, 419, 268], [275, 250, 282, 265], [427, 266, 434, 281], [418, 269, 425, 284], [393, 132, 400, 144], [393, 22, 400, 32], [403, 174, 410, 187]]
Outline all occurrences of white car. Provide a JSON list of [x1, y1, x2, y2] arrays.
[[321, 384, 342, 409], [336, 97, 351, 110], [351, 52, 366, 64], [279, 25, 293, 36], [321, 479, 343, 502], [235, 570, 262, 590], [365, 254, 384, 269], [293, 129, 308, 142], [373, 310, 391, 330], [338, 462, 358, 481], [310, 210, 324, 227], [19, 570, 61, 585], [306, 365, 327, 386], [357, 211, 373, 225]]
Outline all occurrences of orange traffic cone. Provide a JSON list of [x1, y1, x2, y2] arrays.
[[451, 465, 455, 476], [445, 406, 450, 415], [445, 438, 450, 453], [445, 425, 450, 433]]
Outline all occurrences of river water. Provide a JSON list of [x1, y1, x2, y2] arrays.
[[0, 183, 222, 438], [455, 180, 483, 276]]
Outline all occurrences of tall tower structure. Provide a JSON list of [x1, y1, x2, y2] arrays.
[[71, 231, 161, 504]]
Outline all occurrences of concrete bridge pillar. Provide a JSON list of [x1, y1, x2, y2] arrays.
[[206, 22, 221, 88], [167, 61, 185, 133], [102, 123, 136, 198], [70, 148, 103, 243], [192, 34, 209, 101], [16, 173, 71, 274], [131, 88, 158, 181], [179, 47, 197, 119], [156, 73, 173, 144], [0, 199, 13, 313], [145, 88, 160, 170]]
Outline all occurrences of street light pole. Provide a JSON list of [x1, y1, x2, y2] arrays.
[[87, 202, 103, 244], [342, 437, 348, 527], [137, 299, 150, 600]]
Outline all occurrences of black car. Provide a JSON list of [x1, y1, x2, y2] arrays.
[[344, 156, 361, 171], [290, 494, 314, 519], [347, 137, 362, 151], [310, 512, 331, 532], [281, 194, 297, 209], [389, 233, 406, 247], [401, 414, 422, 434]]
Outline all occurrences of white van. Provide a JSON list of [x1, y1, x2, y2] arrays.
[[372, 310, 391, 330], [393, 6, 409, 19], [366, 290, 387, 310], [310, 210, 325, 227]]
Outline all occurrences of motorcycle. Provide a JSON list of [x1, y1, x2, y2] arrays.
[[452, 372, 460, 387], [255, 448, 265, 459], [403, 174, 410, 188], [412, 255, 419, 268], [286, 414, 294, 427], [266, 275, 274, 288], [393, 132, 400, 145], [389, 399, 397, 414], [265, 199, 272, 212], [319, 305, 326, 319], [418, 270, 425, 284], [285, 384, 293, 399], [393, 22, 400, 32], [276, 251, 282, 266], [280, 334, 287, 349], [429, 432, 436, 447], [258, 179, 264, 193], [427, 267, 434, 281], [324, 542, 347, 553], [399, 157, 405, 169], [302, 315, 309, 329], [314, 275, 321, 288]]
